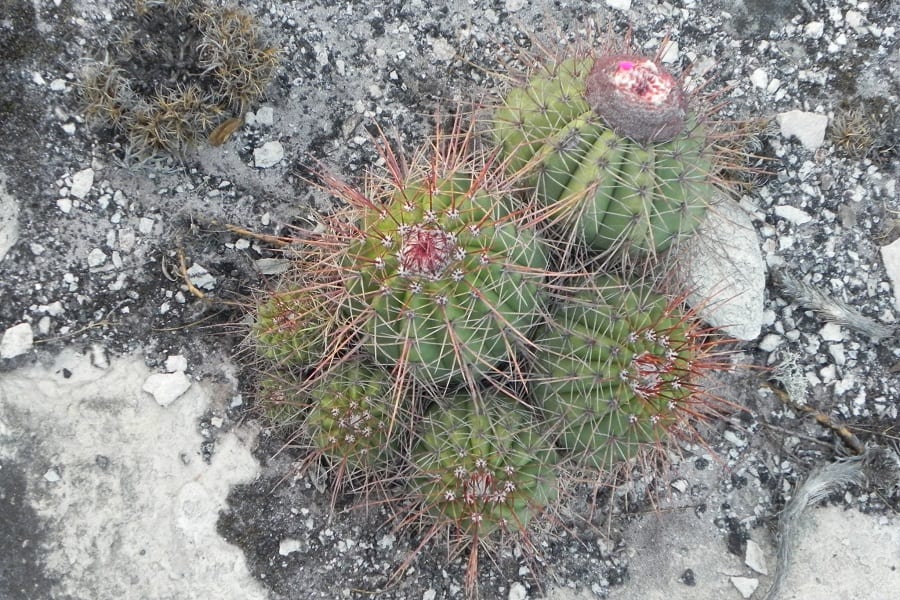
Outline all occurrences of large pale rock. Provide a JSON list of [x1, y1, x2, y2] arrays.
[[881, 237, 900, 311], [0, 173, 18, 262], [674, 197, 766, 340]]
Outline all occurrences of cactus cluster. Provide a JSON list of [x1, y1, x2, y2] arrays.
[[79, 0, 277, 160], [242, 33, 744, 597]]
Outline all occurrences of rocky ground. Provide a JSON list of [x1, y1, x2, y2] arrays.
[[1, 0, 898, 599]]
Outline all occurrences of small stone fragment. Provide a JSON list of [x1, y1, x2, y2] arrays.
[[44, 468, 61, 482], [774, 205, 813, 225], [70, 168, 94, 199], [254, 141, 284, 168], [0, 175, 19, 263], [57, 198, 72, 214], [731, 576, 759, 598], [165, 355, 188, 373], [750, 67, 769, 90], [605, 0, 632, 10], [142, 372, 191, 407], [87, 248, 107, 267], [187, 263, 216, 290], [254, 106, 274, 126], [508, 582, 527, 600], [505, 0, 527, 11], [776, 110, 828, 151], [0, 322, 34, 359], [745, 539, 768, 575], [278, 538, 302, 556], [759, 334, 783, 352]]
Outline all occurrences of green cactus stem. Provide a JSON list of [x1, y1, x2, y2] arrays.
[[532, 276, 728, 471], [332, 125, 550, 387], [409, 394, 558, 539], [494, 55, 718, 255]]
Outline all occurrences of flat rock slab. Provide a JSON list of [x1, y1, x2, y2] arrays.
[[0, 351, 265, 600]]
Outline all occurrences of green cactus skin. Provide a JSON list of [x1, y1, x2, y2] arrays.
[[341, 168, 549, 387], [252, 286, 340, 368], [306, 360, 401, 475], [494, 56, 716, 255], [256, 372, 306, 425], [410, 394, 557, 538], [532, 276, 720, 471]]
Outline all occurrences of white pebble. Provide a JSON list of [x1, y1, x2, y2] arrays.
[[422, 591, 437, 600], [745, 539, 768, 575], [804, 21, 824, 39], [819, 322, 843, 342], [141, 372, 191, 407], [44, 468, 61, 482], [776, 110, 828, 151], [505, 0, 527, 11], [750, 68, 769, 90], [880, 238, 900, 311], [508, 582, 527, 600], [774, 205, 813, 225], [828, 343, 845, 366], [87, 248, 107, 267], [758, 333, 783, 352], [50, 78, 67, 91], [731, 576, 759, 598], [0, 322, 34, 359], [138, 217, 155, 235], [254, 141, 284, 168], [69, 168, 94, 199], [165, 355, 188, 373], [57, 197, 72, 214], [255, 106, 274, 126], [278, 538, 302, 556], [605, 0, 632, 10]]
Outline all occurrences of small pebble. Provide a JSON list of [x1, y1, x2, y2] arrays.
[[0, 322, 34, 359], [142, 372, 191, 407], [69, 168, 94, 199], [745, 539, 768, 575], [87, 248, 107, 267], [508, 582, 527, 600], [278, 538, 302, 556], [776, 110, 828, 151], [759, 334, 783, 352], [731, 576, 759, 598], [254, 141, 284, 168]]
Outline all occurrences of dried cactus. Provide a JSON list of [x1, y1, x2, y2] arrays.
[[79, 0, 277, 160]]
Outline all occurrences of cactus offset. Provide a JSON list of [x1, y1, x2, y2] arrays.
[[304, 359, 404, 481], [494, 54, 718, 256], [532, 276, 729, 471]]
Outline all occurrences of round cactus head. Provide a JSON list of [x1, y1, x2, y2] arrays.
[[409, 395, 557, 538], [532, 276, 731, 472], [304, 358, 405, 486], [252, 285, 341, 368], [584, 55, 687, 143], [325, 119, 550, 389]]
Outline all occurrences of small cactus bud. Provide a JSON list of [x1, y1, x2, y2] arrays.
[[584, 55, 687, 143]]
